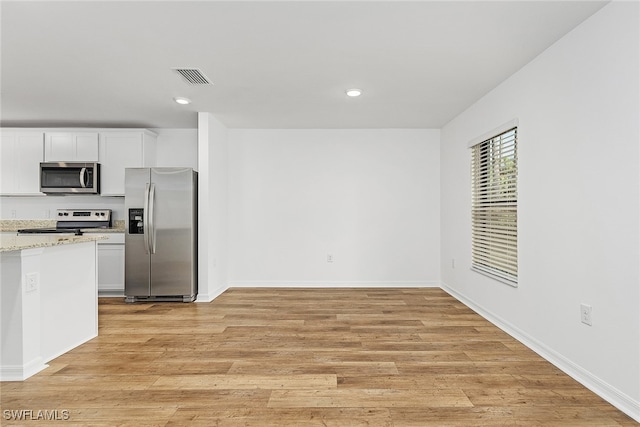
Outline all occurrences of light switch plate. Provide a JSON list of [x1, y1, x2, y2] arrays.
[[580, 303, 592, 326]]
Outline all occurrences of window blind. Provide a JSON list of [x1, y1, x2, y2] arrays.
[[471, 127, 518, 284]]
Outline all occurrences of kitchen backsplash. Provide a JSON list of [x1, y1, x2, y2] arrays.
[[0, 195, 125, 221]]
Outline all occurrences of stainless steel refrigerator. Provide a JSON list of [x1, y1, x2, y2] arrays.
[[124, 167, 197, 302]]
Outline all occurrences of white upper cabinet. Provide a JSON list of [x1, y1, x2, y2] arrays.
[[0, 131, 44, 195], [99, 130, 156, 196], [44, 132, 99, 162], [1, 128, 156, 196]]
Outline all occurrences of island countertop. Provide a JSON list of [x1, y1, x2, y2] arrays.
[[0, 233, 108, 252], [1, 229, 101, 381]]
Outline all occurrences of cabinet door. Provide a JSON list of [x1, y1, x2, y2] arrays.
[[45, 132, 99, 161], [75, 133, 100, 161], [16, 134, 45, 194], [97, 234, 125, 294], [99, 131, 156, 196], [0, 131, 44, 195], [0, 133, 16, 193], [99, 132, 143, 196], [45, 133, 74, 161]]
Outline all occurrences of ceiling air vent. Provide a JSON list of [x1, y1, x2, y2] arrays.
[[173, 68, 213, 85]]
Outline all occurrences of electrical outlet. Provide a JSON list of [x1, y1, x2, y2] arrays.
[[25, 273, 39, 293], [326, 254, 334, 263], [11, 209, 17, 218], [44, 209, 50, 218], [451, 258, 456, 268], [580, 303, 592, 326]]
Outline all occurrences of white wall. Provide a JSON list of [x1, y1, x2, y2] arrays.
[[153, 128, 198, 169], [440, 2, 639, 420], [228, 129, 440, 287]]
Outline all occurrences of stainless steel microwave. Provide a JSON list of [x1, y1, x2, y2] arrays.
[[40, 162, 101, 194]]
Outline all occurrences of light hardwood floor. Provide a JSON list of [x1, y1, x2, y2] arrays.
[[1, 288, 636, 426]]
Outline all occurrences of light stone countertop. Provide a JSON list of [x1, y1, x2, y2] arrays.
[[0, 233, 108, 252], [0, 220, 125, 233]]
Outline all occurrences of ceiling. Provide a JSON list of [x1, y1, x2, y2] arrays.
[[1, 1, 607, 129]]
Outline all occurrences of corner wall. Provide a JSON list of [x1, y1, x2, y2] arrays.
[[440, 2, 639, 420], [197, 113, 228, 301]]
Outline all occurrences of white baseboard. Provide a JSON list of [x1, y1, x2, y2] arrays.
[[0, 358, 48, 382], [227, 280, 440, 288], [196, 285, 227, 303], [440, 282, 640, 423], [44, 332, 98, 364], [98, 290, 125, 297]]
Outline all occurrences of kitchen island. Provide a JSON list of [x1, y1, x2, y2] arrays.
[[1, 233, 106, 381]]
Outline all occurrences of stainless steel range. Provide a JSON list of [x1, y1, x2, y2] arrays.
[[17, 209, 112, 236]]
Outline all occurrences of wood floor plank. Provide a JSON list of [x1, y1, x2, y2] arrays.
[[388, 407, 632, 427], [166, 407, 393, 427], [462, 386, 613, 407], [267, 388, 474, 408], [150, 374, 337, 390], [337, 373, 524, 390], [1, 288, 636, 426], [227, 360, 399, 376]]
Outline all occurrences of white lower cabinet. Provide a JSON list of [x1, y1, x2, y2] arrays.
[[97, 233, 125, 296]]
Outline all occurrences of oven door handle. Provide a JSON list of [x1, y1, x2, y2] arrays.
[[143, 183, 151, 254], [79, 167, 87, 188]]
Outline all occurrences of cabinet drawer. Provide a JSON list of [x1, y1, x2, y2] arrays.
[[96, 233, 125, 244]]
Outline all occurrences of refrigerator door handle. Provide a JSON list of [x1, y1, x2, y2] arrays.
[[149, 183, 156, 254], [143, 182, 151, 254]]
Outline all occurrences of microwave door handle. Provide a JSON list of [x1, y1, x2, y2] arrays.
[[149, 183, 156, 254], [79, 167, 87, 188], [143, 183, 150, 254]]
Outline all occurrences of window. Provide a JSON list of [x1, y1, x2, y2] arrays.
[[471, 127, 518, 285]]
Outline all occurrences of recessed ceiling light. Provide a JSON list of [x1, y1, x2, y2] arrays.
[[174, 97, 191, 105], [346, 89, 362, 97]]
